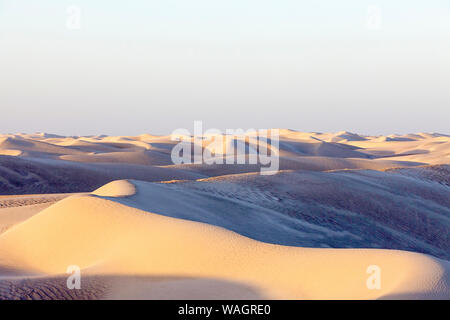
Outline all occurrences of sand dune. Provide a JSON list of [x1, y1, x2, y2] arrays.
[[0, 154, 205, 195], [0, 131, 448, 194], [0, 194, 72, 235], [0, 180, 448, 299], [159, 167, 450, 259], [0, 131, 448, 299]]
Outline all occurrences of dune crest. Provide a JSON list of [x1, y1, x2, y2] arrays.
[[92, 180, 136, 198]]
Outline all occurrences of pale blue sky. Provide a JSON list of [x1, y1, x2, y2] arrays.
[[0, 0, 449, 135]]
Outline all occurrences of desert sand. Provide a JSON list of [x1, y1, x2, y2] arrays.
[[1, 130, 448, 195], [0, 131, 448, 299]]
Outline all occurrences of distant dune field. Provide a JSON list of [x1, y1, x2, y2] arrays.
[[1, 130, 448, 194], [0, 131, 448, 299]]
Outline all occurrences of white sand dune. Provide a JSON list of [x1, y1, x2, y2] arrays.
[[0, 180, 448, 299]]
